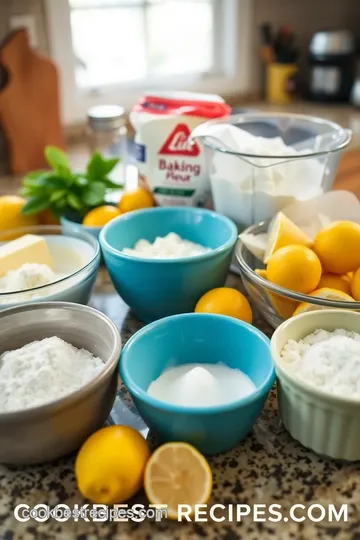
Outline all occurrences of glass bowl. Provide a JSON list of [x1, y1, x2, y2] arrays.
[[0, 225, 100, 309], [235, 221, 360, 329], [192, 112, 352, 230]]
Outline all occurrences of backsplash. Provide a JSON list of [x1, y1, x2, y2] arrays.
[[0, 0, 49, 174], [254, 0, 360, 90]]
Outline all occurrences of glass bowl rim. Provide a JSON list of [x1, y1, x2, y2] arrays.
[[194, 112, 352, 160], [0, 225, 100, 297], [235, 221, 360, 309]]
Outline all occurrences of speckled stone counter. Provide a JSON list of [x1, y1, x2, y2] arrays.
[[0, 269, 359, 540]]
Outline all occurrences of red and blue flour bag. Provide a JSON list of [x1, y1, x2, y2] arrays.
[[130, 92, 230, 207]]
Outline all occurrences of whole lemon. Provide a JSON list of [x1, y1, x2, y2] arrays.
[[313, 221, 360, 274], [83, 205, 121, 227], [75, 425, 150, 504], [266, 245, 322, 294], [118, 187, 155, 214], [0, 195, 38, 231], [351, 267, 360, 301], [317, 273, 351, 295], [195, 287, 252, 324]]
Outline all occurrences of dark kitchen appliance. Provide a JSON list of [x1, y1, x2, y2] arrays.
[[308, 30, 356, 102]]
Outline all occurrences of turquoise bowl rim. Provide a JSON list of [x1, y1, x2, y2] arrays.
[[100, 206, 238, 264], [120, 313, 275, 414]]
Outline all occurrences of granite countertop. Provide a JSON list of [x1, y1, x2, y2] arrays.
[[0, 269, 360, 540]]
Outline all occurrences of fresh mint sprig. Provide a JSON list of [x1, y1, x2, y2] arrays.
[[20, 146, 122, 217]]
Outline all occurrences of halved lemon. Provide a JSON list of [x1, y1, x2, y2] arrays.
[[293, 287, 355, 316], [238, 232, 267, 262], [144, 442, 213, 520], [264, 212, 312, 263]]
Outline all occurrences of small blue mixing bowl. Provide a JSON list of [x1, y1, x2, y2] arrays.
[[100, 207, 237, 322], [120, 313, 275, 455]]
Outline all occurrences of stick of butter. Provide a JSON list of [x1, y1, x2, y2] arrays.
[[0, 234, 54, 277]]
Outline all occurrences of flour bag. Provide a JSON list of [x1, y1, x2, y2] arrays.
[[130, 92, 230, 207]]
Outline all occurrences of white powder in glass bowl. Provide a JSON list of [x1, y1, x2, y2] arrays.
[[122, 232, 211, 259], [280, 328, 360, 399]]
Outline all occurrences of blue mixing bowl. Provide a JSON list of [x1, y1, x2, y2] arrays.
[[100, 207, 237, 322], [120, 313, 275, 455]]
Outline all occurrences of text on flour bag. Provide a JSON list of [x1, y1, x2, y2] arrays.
[[130, 92, 230, 207]]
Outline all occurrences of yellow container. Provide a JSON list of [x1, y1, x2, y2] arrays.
[[266, 63, 298, 105]]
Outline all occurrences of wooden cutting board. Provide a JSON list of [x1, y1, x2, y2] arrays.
[[0, 29, 65, 175]]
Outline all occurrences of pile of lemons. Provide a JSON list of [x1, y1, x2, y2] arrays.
[[82, 187, 155, 227], [0, 187, 156, 234], [253, 213, 360, 317]]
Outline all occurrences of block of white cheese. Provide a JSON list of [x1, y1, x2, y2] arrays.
[[0, 234, 54, 277]]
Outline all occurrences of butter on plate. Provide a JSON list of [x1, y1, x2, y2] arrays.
[[0, 234, 54, 277]]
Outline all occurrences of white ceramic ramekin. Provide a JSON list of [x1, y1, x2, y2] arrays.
[[271, 309, 360, 461]]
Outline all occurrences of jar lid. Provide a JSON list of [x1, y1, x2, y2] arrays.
[[87, 105, 126, 131]]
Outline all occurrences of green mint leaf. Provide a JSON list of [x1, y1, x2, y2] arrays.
[[73, 174, 89, 187], [82, 182, 106, 206], [54, 198, 68, 210], [102, 157, 120, 175], [45, 146, 70, 172], [21, 196, 50, 215], [43, 176, 68, 190], [86, 152, 106, 182], [50, 189, 67, 202], [103, 177, 123, 189], [67, 193, 82, 210], [57, 165, 74, 182], [23, 170, 48, 180]]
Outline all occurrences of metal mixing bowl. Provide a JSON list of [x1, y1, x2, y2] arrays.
[[0, 302, 121, 465], [235, 221, 360, 329]]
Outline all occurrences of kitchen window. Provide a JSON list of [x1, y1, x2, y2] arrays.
[[45, 0, 253, 125]]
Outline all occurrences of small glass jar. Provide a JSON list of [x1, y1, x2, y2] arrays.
[[86, 105, 127, 185]]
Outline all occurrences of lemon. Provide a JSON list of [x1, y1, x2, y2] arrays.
[[255, 268, 267, 278], [293, 288, 355, 316], [0, 195, 38, 231], [83, 205, 121, 227], [118, 187, 155, 214], [75, 426, 150, 504], [264, 212, 312, 263], [195, 287, 252, 324], [144, 442, 212, 520], [350, 268, 360, 301], [266, 245, 322, 294], [317, 273, 351, 295], [270, 293, 298, 319], [313, 221, 360, 274], [253, 269, 297, 318]]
